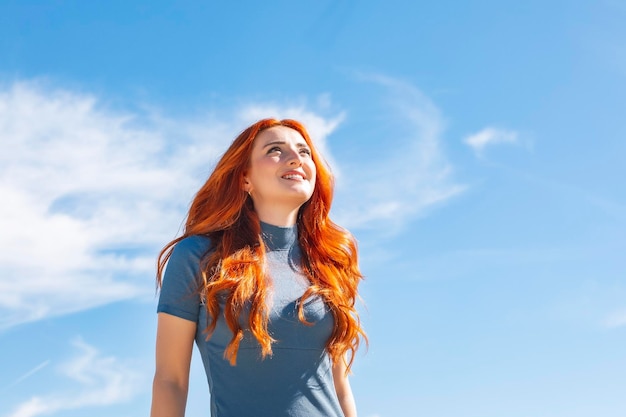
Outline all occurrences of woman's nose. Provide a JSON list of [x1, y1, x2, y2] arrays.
[[286, 149, 302, 166]]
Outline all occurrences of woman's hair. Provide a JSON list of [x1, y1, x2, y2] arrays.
[[157, 118, 366, 369]]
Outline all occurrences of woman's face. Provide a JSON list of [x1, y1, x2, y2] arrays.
[[244, 126, 317, 215]]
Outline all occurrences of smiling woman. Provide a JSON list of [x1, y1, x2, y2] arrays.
[[151, 118, 366, 417]]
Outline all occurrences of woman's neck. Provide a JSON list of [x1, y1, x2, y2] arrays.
[[260, 221, 298, 251], [254, 206, 299, 227]]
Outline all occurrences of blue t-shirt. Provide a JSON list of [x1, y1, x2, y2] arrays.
[[157, 222, 345, 417]]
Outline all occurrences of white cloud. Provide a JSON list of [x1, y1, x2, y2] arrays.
[[6, 338, 142, 417], [332, 74, 465, 231], [0, 81, 199, 329], [463, 126, 519, 156]]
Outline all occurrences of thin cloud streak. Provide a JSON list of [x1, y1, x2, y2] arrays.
[[7, 360, 51, 389], [6, 338, 142, 417]]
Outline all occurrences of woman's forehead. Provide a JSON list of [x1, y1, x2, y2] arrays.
[[255, 125, 307, 145]]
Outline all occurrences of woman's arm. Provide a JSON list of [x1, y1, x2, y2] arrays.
[[333, 358, 357, 417], [150, 312, 197, 417]]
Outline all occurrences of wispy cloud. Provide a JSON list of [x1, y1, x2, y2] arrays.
[[6, 338, 142, 417], [0, 81, 341, 329], [602, 309, 626, 328], [463, 126, 519, 156], [333, 73, 465, 231]]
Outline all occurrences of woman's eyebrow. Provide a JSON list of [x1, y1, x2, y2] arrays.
[[262, 141, 310, 149], [262, 140, 286, 148]]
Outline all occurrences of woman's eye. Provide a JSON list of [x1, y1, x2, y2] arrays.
[[300, 148, 311, 156], [267, 146, 282, 154]]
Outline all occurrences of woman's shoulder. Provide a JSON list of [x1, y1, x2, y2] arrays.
[[170, 234, 213, 261], [175, 234, 212, 250], [162, 235, 213, 284]]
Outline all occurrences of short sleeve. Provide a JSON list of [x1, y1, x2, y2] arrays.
[[157, 235, 212, 322]]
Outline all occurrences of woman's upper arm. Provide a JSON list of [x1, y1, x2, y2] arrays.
[[152, 236, 206, 417], [154, 312, 197, 384], [151, 313, 196, 417], [333, 358, 358, 417]]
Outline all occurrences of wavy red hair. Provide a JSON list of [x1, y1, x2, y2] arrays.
[[157, 118, 366, 369]]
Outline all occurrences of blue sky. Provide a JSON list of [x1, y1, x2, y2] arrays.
[[1, 1, 625, 416]]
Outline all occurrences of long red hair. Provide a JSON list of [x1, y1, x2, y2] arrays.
[[157, 118, 366, 369]]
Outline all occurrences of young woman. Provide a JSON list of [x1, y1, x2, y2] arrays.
[[151, 118, 366, 417]]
